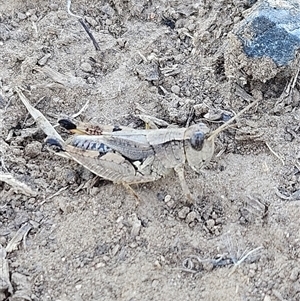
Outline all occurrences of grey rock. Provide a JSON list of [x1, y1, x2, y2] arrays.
[[236, 0, 300, 66]]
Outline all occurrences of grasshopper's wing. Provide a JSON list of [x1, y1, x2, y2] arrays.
[[64, 145, 156, 184], [145, 127, 186, 145], [68, 130, 155, 161]]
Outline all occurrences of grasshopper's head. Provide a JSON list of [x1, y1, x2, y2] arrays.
[[184, 123, 214, 173], [184, 99, 260, 173]]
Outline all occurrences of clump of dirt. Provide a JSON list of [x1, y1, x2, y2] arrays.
[[1, 1, 300, 300]]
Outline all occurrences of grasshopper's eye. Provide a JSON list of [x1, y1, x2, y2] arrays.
[[190, 131, 205, 151], [45, 138, 65, 152], [58, 119, 76, 130]]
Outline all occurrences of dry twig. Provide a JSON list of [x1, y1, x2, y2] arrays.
[[66, 0, 100, 51], [0, 245, 13, 294], [265, 142, 285, 166], [6, 223, 33, 253], [0, 173, 37, 197]]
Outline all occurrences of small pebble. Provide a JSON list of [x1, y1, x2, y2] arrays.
[[29, 220, 40, 229], [0, 236, 6, 245], [186, 211, 197, 224], [206, 219, 215, 229], [111, 244, 120, 256], [166, 200, 175, 208], [80, 62, 92, 73], [2, 85, 10, 92], [102, 255, 110, 262], [87, 77, 96, 84], [129, 242, 138, 248], [17, 12, 27, 20], [96, 262, 106, 268], [152, 279, 159, 288], [215, 218, 222, 225], [178, 206, 190, 219], [164, 195, 172, 202], [38, 53, 51, 66], [85, 16, 97, 27], [193, 103, 209, 117], [290, 267, 299, 281], [30, 14, 38, 22], [233, 16, 241, 24], [61, 168, 77, 185], [26, 9, 36, 17], [184, 90, 191, 97], [131, 220, 141, 237], [11, 272, 31, 296], [154, 260, 161, 268], [248, 268, 256, 278], [130, 214, 142, 237], [50, 3, 58, 11], [105, 19, 112, 26], [211, 212, 218, 219], [24, 141, 42, 158], [40, 240, 47, 247], [171, 85, 180, 95], [214, 227, 221, 236], [187, 23, 196, 31], [116, 216, 123, 223]]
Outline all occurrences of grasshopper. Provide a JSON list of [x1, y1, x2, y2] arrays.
[[16, 87, 258, 202]]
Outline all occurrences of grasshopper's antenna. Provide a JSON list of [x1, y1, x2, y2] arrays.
[[207, 99, 259, 142]]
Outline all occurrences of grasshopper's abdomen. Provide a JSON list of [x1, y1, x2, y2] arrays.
[[69, 136, 112, 155]]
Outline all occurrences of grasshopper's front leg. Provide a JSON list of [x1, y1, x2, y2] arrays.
[[174, 165, 194, 204]]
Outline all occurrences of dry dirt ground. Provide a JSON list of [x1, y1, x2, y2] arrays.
[[1, 0, 300, 300]]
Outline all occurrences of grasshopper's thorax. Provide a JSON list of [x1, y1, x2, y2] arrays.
[[184, 123, 214, 173]]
